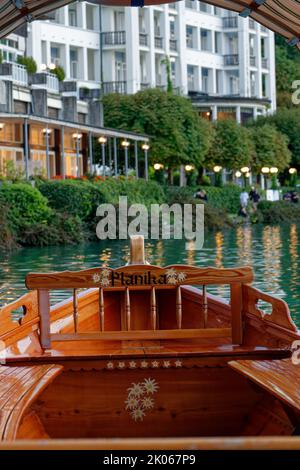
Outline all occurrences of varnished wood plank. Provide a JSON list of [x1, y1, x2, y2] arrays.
[[26, 265, 254, 290], [51, 328, 232, 342], [72, 289, 78, 334], [38, 290, 51, 350], [0, 436, 300, 450], [230, 284, 243, 345], [229, 359, 300, 413]]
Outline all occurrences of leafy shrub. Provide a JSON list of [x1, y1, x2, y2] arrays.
[[0, 183, 53, 237], [257, 200, 300, 224], [52, 65, 65, 82], [39, 180, 105, 221], [17, 56, 37, 74], [165, 184, 242, 214], [0, 198, 17, 250]]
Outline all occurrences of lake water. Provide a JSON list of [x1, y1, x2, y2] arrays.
[[0, 224, 299, 327]]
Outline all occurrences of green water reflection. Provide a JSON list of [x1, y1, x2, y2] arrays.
[[0, 224, 299, 327]]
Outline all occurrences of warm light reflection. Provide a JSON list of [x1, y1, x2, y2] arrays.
[[289, 224, 298, 301], [236, 225, 252, 266], [262, 226, 282, 295]]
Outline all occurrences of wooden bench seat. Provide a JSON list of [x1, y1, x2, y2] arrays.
[[229, 359, 300, 413], [0, 364, 63, 440]]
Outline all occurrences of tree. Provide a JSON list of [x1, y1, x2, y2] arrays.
[[103, 89, 213, 172], [204, 120, 252, 170], [250, 124, 291, 172], [161, 56, 173, 93], [251, 108, 300, 167]]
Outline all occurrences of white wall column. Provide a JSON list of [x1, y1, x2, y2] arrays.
[[125, 8, 140, 93]]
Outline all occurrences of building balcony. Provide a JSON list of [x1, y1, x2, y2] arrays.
[[139, 33, 148, 47], [101, 31, 126, 46], [0, 62, 28, 86], [154, 36, 164, 49], [261, 58, 268, 68], [170, 39, 177, 51], [224, 54, 239, 66], [102, 81, 127, 94], [250, 56, 256, 66], [223, 17, 238, 29], [30, 72, 59, 94]]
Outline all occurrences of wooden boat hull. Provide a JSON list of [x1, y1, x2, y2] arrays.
[[0, 237, 299, 448]]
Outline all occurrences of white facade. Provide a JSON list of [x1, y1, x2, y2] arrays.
[[6, 1, 276, 121]]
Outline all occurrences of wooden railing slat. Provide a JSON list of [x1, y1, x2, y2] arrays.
[[176, 286, 182, 329], [38, 289, 51, 349], [99, 288, 104, 332], [150, 287, 157, 330]]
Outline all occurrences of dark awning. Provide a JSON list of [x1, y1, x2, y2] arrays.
[[1, 0, 300, 49]]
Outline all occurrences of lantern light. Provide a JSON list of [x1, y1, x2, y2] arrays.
[[235, 171, 242, 178], [245, 172, 251, 178], [261, 167, 270, 174], [185, 165, 194, 172], [98, 136, 107, 144], [270, 167, 278, 174], [213, 165, 222, 173], [154, 163, 164, 170], [241, 166, 250, 173], [142, 143, 150, 151], [72, 133, 82, 139], [289, 168, 297, 175], [121, 140, 130, 148]]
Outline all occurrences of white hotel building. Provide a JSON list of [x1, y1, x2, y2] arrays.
[[23, 0, 276, 123]]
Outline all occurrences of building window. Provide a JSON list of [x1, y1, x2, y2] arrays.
[[86, 4, 96, 30], [30, 150, 55, 178], [0, 123, 22, 143], [186, 26, 195, 48], [250, 72, 256, 96], [115, 52, 126, 82], [0, 148, 24, 176], [241, 108, 254, 124], [229, 72, 239, 95], [68, 5, 78, 27], [30, 125, 54, 146], [114, 11, 125, 30], [187, 65, 197, 92], [170, 17, 175, 40], [70, 48, 78, 79], [65, 154, 82, 177], [215, 32, 222, 54], [51, 45, 61, 67], [217, 107, 236, 121], [202, 67, 210, 93], [216, 70, 222, 94], [262, 73, 268, 97], [200, 29, 212, 52]]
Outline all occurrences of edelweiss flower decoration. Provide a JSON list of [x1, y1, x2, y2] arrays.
[[92, 268, 111, 287], [165, 268, 187, 285], [125, 378, 159, 422]]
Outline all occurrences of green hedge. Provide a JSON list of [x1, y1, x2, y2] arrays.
[[38, 180, 105, 221], [165, 184, 243, 214], [0, 183, 52, 232], [257, 200, 300, 223]]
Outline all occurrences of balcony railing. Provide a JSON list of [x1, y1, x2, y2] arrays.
[[12, 63, 28, 86], [261, 58, 268, 68], [155, 36, 163, 49], [101, 31, 126, 46], [250, 56, 256, 66], [139, 33, 148, 46], [46, 73, 59, 93], [170, 39, 177, 51], [102, 81, 127, 94], [224, 54, 239, 66], [223, 17, 238, 29]]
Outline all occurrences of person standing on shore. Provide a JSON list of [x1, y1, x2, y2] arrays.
[[239, 190, 249, 217], [249, 186, 260, 212]]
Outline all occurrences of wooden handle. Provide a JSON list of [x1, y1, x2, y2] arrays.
[[202, 285, 208, 328], [176, 286, 182, 329], [125, 288, 131, 331], [129, 235, 146, 265], [99, 288, 104, 332], [150, 287, 157, 330], [73, 288, 78, 334]]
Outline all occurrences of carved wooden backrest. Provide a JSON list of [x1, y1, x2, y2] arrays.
[[25, 263, 254, 349]]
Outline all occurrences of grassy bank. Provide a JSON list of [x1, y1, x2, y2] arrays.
[[0, 179, 299, 250]]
